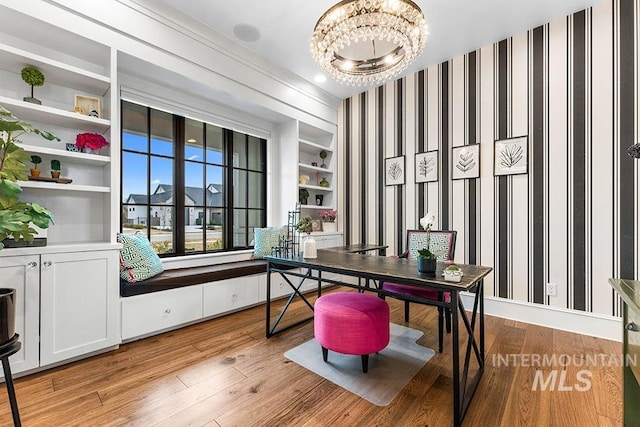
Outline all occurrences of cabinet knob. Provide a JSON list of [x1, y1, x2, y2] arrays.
[[27, 261, 38, 268], [43, 261, 52, 267], [164, 308, 171, 314], [626, 322, 639, 332], [232, 293, 238, 299]]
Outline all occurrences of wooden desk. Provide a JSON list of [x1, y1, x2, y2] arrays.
[[265, 250, 492, 427], [609, 278, 640, 425]]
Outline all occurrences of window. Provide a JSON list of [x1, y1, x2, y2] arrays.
[[121, 101, 267, 256]]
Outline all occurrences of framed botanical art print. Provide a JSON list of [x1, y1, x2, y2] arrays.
[[451, 144, 480, 180], [385, 155, 405, 186], [494, 136, 528, 176], [415, 150, 438, 183]]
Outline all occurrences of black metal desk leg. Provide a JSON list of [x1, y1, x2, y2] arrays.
[[451, 291, 461, 427], [2, 357, 21, 427]]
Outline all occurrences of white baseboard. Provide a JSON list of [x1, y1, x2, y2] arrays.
[[459, 293, 622, 342]]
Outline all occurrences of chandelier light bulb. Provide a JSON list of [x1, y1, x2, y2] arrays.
[[311, 0, 427, 86]]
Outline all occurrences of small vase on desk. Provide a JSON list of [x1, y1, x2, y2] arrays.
[[303, 235, 317, 259]]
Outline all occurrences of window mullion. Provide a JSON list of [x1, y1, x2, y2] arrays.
[[175, 116, 185, 254]]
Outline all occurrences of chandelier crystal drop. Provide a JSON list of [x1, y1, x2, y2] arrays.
[[311, 0, 427, 86]]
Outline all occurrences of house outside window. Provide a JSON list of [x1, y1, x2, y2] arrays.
[[120, 101, 267, 255]]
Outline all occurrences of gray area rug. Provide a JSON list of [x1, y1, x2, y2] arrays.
[[284, 323, 435, 406]]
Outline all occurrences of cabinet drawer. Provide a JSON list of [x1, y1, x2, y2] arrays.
[[121, 286, 203, 340], [203, 275, 262, 317]]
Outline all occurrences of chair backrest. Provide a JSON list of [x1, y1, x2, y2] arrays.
[[406, 230, 457, 262]]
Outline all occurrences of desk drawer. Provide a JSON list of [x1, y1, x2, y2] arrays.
[[122, 286, 203, 340]]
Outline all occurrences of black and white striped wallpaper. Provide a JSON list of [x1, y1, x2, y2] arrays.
[[337, 0, 636, 316]]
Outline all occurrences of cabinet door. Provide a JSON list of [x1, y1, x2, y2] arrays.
[[40, 250, 120, 366], [0, 255, 40, 376]]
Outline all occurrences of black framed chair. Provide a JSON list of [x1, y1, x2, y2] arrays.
[[381, 230, 457, 352]]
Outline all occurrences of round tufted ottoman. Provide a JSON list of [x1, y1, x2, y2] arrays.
[[314, 292, 390, 373]]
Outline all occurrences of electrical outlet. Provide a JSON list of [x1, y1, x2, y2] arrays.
[[546, 283, 557, 297]]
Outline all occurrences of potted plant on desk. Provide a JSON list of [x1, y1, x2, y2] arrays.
[[417, 212, 437, 276]]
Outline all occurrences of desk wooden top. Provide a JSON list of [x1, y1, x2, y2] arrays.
[[266, 249, 492, 292]]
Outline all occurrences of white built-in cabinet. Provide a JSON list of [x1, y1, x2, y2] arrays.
[[0, 10, 121, 375], [0, 247, 120, 377], [298, 122, 336, 221]]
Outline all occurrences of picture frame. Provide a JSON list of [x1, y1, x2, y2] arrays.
[[74, 95, 101, 118], [451, 144, 480, 180], [415, 150, 438, 183], [385, 155, 405, 186], [494, 136, 528, 176]]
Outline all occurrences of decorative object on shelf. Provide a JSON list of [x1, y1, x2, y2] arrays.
[[311, 162, 318, 167], [20, 65, 45, 105], [451, 144, 480, 180], [315, 194, 324, 206], [299, 188, 310, 205], [50, 159, 60, 179], [311, 0, 427, 86], [319, 150, 328, 168], [65, 143, 81, 152], [299, 174, 310, 185], [319, 177, 330, 188], [0, 105, 58, 250], [296, 215, 317, 258], [443, 264, 463, 283], [494, 136, 528, 176], [311, 219, 322, 232], [27, 176, 72, 184], [415, 150, 438, 183], [74, 95, 101, 118], [319, 209, 338, 233], [385, 155, 405, 186], [29, 155, 42, 177], [417, 212, 437, 276], [75, 132, 108, 154]]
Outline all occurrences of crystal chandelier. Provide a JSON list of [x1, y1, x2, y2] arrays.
[[311, 0, 427, 86]]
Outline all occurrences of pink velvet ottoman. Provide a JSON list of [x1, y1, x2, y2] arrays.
[[314, 292, 390, 373]]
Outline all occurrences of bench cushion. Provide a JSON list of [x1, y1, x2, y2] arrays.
[[120, 260, 267, 297]]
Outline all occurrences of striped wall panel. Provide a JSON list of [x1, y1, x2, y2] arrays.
[[338, 0, 636, 317]]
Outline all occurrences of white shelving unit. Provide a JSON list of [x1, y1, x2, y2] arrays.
[[0, 9, 121, 376], [298, 122, 337, 234]]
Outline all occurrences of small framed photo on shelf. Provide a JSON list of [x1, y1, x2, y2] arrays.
[[65, 143, 81, 152], [385, 155, 405, 186], [74, 95, 101, 118]]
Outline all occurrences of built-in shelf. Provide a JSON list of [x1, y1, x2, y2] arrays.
[[300, 204, 331, 210], [300, 184, 332, 192], [299, 138, 332, 152], [21, 144, 110, 166], [0, 96, 110, 133], [0, 42, 110, 94], [19, 180, 110, 193], [298, 163, 333, 174]]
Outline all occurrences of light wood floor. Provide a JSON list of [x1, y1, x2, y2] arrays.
[[0, 287, 623, 426]]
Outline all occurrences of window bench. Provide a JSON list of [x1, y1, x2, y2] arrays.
[[119, 259, 309, 341], [119, 259, 268, 297]]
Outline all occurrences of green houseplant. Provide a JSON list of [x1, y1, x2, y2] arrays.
[[30, 155, 42, 177], [50, 159, 61, 179], [299, 188, 309, 205], [0, 105, 59, 249], [21, 66, 45, 105]]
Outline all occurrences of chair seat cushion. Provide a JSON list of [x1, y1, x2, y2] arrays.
[[382, 282, 451, 303], [314, 292, 389, 355]]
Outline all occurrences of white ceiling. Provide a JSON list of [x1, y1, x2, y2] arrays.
[[158, 0, 602, 101]]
